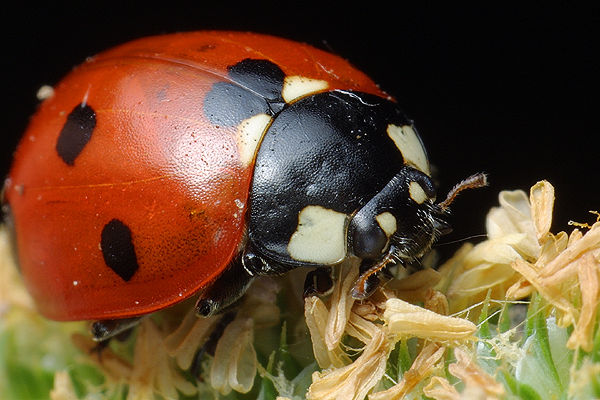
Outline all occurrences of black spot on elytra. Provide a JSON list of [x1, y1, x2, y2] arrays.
[[56, 103, 96, 165], [228, 59, 286, 105], [203, 59, 286, 126], [101, 219, 139, 282]]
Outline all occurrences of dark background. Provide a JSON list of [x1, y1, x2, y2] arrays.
[[3, 3, 598, 256]]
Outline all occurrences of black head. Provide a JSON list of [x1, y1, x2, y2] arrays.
[[349, 171, 488, 299], [348, 166, 451, 264]]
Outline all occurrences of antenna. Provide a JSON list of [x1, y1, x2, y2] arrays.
[[437, 172, 488, 211]]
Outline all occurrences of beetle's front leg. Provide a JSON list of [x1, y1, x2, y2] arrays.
[[195, 251, 255, 317]]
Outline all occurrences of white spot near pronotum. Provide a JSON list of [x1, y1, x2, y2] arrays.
[[287, 205, 348, 264], [409, 181, 428, 204], [387, 124, 430, 175], [72, 280, 79, 286], [281, 75, 329, 103], [375, 212, 397, 237], [236, 113, 272, 166], [36, 85, 54, 100]]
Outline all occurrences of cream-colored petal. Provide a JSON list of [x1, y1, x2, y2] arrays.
[[304, 296, 351, 369], [384, 298, 476, 341], [422, 376, 460, 400], [511, 259, 577, 325], [541, 222, 600, 278], [369, 343, 446, 400], [211, 317, 257, 395], [164, 309, 218, 370], [326, 262, 359, 350], [530, 181, 555, 242], [448, 347, 505, 398], [566, 254, 599, 352], [308, 329, 390, 400]]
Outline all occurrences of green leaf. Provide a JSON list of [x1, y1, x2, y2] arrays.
[[397, 339, 413, 378], [516, 295, 569, 398], [501, 370, 542, 400], [477, 290, 493, 339], [4, 362, 54, 400]]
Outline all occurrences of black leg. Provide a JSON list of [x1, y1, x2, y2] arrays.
[[195, 252, 254, 317], [303, 267, 333, 297], [91, 316, 142, 342]]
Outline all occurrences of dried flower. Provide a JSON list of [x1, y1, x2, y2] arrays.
[[369, 343, 447, 400], [325, 262, 359, 350], [211, 316, 257, 395], [384, 298, 476, 341], [436, 187, 540, 316], [567, 253, 599, 352], [304, 258, 476, 398], [422, 376, 460, 400], [307, 325, 390, 400], [505, 181, 600, 350], [304, 295, 351, 369], [448, 347, 505, 399], [164, 308, 219, 370]]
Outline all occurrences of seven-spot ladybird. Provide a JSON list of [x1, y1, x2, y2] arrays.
[[2, 31, 485, 340]]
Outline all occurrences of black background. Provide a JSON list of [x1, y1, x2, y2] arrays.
[[3, 3, 598, 257]]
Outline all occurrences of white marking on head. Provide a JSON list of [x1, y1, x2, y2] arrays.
[[409, 181, 428, 204], [375, 212, 397, 237], [282, 76, 329, 103], [236, 113, 272, 166], [287, 205, 347, 264], [387, 124, 430, 175]]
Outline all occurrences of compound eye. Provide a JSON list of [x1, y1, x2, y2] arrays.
[[349, 212, 388, 260]]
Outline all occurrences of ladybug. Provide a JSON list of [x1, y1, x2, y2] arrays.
[[2, 31, 485, 340]]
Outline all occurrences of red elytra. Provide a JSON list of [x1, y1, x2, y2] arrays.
[[4, 31, 388, 321]]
